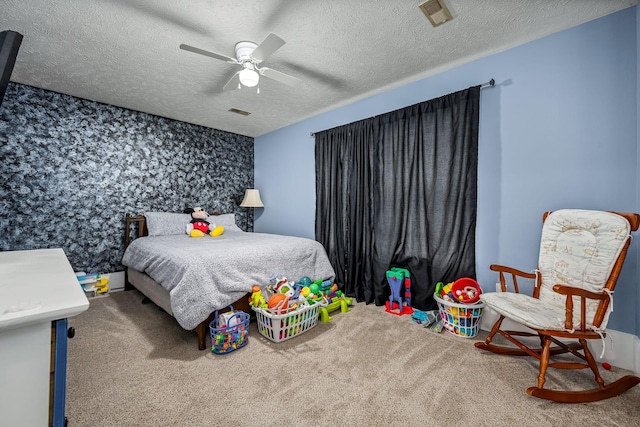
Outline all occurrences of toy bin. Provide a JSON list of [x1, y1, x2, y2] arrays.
[[434, 293, 485, 338], [252, 300, 324, 343], [208, 308, 250, 354]]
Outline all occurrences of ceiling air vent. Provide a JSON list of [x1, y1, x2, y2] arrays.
[[228, 108, 250, 116], [419, 0, 453, 27]]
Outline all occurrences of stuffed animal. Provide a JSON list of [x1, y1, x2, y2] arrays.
[[183, 207, 224, 237]]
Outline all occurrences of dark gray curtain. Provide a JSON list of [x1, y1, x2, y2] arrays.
[[315, 86, 479, 311]]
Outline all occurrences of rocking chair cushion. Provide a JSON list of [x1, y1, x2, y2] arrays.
[[480, 292, 569, 331], [482, 210, 631, 332], [536, 209, 630, 329]]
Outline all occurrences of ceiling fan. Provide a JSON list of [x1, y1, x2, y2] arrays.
[[179, 33, 301, 92]]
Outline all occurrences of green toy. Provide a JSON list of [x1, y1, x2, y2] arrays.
[[319, 294, 353, 322], [435, 281, 444, 297]]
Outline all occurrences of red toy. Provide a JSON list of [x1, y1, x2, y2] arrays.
[[451, 278, 482, 304]]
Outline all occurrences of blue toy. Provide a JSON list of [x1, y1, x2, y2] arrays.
[[385, 267, 414, 316]]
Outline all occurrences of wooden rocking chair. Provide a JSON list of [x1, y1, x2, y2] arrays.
[[475, 209, 640, 403]]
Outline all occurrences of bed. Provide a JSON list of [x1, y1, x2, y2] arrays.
[[122, 211, 336, 350]]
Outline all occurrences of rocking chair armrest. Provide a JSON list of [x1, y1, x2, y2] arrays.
[[551, 285, 608, 301], [490, 264, 537, 294], [552, 285, 608, 331]]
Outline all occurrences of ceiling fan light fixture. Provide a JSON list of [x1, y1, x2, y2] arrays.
[[180, 33, 299, 92], [239, 68, 259, 87]]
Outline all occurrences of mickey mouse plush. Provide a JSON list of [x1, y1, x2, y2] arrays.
[[183, 207, 224, 237]]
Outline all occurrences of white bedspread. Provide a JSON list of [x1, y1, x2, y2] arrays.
[[121, 231, 336, 330]]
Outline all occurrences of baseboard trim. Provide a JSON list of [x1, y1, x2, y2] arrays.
[[480, 307, 639, 374]]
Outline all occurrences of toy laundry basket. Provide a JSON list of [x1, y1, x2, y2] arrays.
[[252, 300, 324, 343], [209, 307, 250, 354], [434, 293, 485, 338]]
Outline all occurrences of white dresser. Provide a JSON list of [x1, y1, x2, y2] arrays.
[[0, 248, 89, 426]]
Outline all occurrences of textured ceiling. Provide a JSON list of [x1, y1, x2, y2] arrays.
[[2, 0, 636, 137]]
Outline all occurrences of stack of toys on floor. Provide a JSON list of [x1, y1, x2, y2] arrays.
[[433, 278, 484, 337], [384, 267, 485, 337], [76, 272, 109, 296], [246, 275, 353, 344], [212, 267, 486, 353], [249, 275, 353, 322], [209, 274, 354, 352]]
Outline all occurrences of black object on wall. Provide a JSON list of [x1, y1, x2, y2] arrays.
[[0, 30, 23, 108]]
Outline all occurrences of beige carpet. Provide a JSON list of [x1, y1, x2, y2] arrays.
[[66, 291, 640, 426]]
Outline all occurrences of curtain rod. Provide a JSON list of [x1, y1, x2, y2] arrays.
[[310, 78, 495, 137], [481, 78, 495, 88]]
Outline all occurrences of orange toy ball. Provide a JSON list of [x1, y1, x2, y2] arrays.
[[268, 293, 288, 310]]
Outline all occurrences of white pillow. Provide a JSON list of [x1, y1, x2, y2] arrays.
[[211, 213, 243, 232], [144, 212, 191, 236]]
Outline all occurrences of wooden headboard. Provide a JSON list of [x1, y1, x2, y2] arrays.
[[124, 214, 147, 248]]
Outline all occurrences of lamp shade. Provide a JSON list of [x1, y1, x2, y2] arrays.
[[239, 68, 259, 87], [240, 189, 264, 207]]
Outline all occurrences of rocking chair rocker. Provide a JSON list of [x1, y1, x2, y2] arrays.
[[475, 209, 640, 403]]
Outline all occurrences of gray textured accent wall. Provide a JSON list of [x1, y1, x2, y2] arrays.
[[0, 83, 254, 274]]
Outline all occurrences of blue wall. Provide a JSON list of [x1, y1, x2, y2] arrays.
[[255, 8, 639, 334]]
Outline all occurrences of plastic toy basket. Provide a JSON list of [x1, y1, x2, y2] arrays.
[[209, 308, 250, 354], [433, 293, 485, 338], [252, 300, 325, 343]]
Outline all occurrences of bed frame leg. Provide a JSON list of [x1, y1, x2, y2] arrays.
[[195, 322, 207, 351], [124, 270, 134, 291]]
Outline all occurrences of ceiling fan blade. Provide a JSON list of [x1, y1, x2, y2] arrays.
[[179, 44, 237, 63], [223, 72, 241, 91], [260, 68, 301, 87], [250, 33, 285, 62]]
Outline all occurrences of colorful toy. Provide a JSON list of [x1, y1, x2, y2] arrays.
[[451, 277, 482, 304], [384, 267, 414, 316], [319, 286, 353, 322], [184, 207, 224, 237], [435, 281, 445, 297], [76, 272, 109, 295], [298, 276, 312, 287], [248, 285, 267, 308], [308, 282, 320, 296], [433, 277, 485, 338], [435, 278, 482, 304], [435, 281, 455, 302], [95, 276, 109, 294], [290, 283, 305, 302], [267, 293, 289, 312], [391, 267, 412, 306], [276, 281, 294, 297], [209, 307, 249, 354], [411, 309, 438, 327]]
